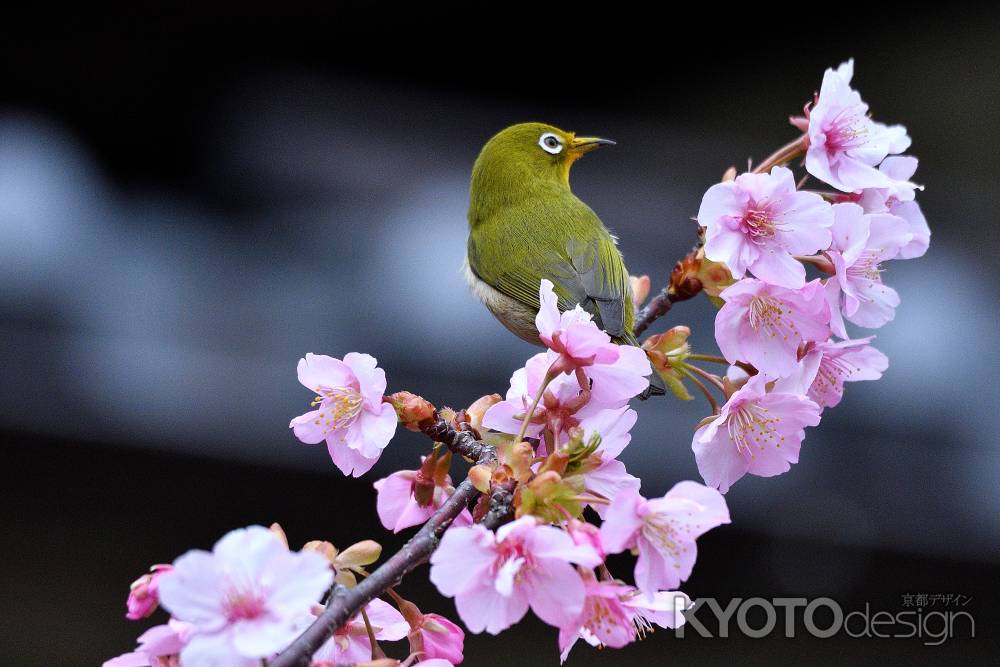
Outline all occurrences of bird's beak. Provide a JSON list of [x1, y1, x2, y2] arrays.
[[569, 136, 616, 156]]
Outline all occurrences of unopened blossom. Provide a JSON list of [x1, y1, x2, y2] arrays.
[[535, 281, 651, 398], [290, 352, 398, 477], [311, 598, 409, 664], [157, 525, 332, 666], [699, 166, 833, 288], [429, 516, 601, 634], [126, 564, 173, 620], [715, 278, 831, 378], [408, 612, 465, 664], [482, 351, 644, 447], [806, 59, 911, 192], [800, 337, 889, 410], [104, 620, 193, 667], [824, 203, 911, 337], [854, 156, 929, 259], [600, 483, 729, 595], [558, 572, 690, 662], [629, 274, 651, 311], [373, 467, 473, 533], [692, 374, 822, 493]]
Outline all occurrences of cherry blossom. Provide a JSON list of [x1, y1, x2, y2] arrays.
[[429, 517, 601, 634], [126, 564, 173, 621], [103, 620, 192, 667], [558, 573, 690, 663], [373, 467, 472, 533], [715, 278, 831, 378], [535, 281, 651, 398], [408, 612, 465, 664], [482, 351, 645, 448], [824, 202, 911, 337], [157, 526, 332, 666], [692, 374, 822, 493], [806, 60, 911, 192], [699, 166, 832, 288], [854, 156, 929, 259], [800, 337, 889, 410], [600, 482, 730, 595], [290, 352, 398, 477], [310, 598, 409, 664]]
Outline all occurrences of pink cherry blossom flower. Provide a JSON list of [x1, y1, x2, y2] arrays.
[[699, 166, 833, 288], [290, 352, 398, 477], [558, 572, 690, 663], [104, 620, 193, 667], [482, 351, 645, 447], [692, 374, 822, 493], [373, 467, 473, 533], [600, 483, 729, 595], [800, 337, 889, 410], [429, 516, 601, 634], [536, 279, 618, 370], [409, 612, 466, 664], [854, 156, 930, 259], [806, 60, 911, 192], [824, 203, 911, 337], [311, 598, 409, 664], [126, 564, 173, 620], [535, 281, 651, 398], [157, 525, 332, 667], [715, 278, 831, 378]]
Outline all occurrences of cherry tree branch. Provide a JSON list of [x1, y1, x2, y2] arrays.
[[633, 287, 679, 338], [271, 418, 502, 667]]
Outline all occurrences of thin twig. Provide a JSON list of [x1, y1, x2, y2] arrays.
[[633, 287, 676, 338], [270, 418, 500, 667]]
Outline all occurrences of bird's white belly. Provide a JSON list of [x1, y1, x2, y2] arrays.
[[462, 259, 542, 345]]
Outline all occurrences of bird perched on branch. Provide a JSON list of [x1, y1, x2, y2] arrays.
[[464, 122, 665, 397]]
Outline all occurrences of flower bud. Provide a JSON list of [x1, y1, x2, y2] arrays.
[[302, 540, 339, 565], [387, 391, 436, 431], [335, 540, 382, 570], [629, 274, 651, 310], [643, 326, 694, 401], [468, 464, 493, 494], [269, 522, 289, 549], [464, 393, 502, 431], [125, 564, 173, 620], [695, 248, 735, 299]]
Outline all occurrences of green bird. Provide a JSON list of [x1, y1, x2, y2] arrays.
[[464, 121, 664, 396]]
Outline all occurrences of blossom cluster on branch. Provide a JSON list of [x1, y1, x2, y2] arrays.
[[106, 60, 929, 667]]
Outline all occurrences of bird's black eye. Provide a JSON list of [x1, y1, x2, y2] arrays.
[[539, 132, 563, 155]]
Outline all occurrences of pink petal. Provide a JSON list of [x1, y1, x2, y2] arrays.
[[526, 560, 587, 629], [599, 488, 644, 553], [429, 525, 496, 597], [343, 352, 387, 409], [296, 353, 354, 393]]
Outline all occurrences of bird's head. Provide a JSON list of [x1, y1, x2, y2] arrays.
[[469, 122, 614, 219]]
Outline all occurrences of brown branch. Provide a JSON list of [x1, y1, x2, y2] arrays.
[[633, 287, 677, 338], [270, 418, 500, 667]]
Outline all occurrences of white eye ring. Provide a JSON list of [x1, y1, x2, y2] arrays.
[[539, 132, 563, 154]]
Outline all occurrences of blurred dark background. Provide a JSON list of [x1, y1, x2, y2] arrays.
[[2, 7, 998, 665]]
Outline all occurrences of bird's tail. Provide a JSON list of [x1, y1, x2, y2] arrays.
[[613, 332, 666, 400]]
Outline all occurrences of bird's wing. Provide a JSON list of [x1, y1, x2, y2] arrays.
[[468, 194, 634, 340]]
